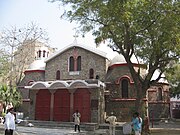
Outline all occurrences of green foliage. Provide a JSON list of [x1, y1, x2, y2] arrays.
[[0, 84, 22, 111], [55, 0, 180, 112], [0, 49, 10, 80], [165, 63, 180, 98], [59, 0, 179, 74]]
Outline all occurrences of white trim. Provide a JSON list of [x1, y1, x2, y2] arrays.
[[45, 43, 107, 63], [26, 79, 105, 89]]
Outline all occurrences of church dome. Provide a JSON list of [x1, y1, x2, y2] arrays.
[[26, 59, 46, 71], [109, 53, 138, 66]]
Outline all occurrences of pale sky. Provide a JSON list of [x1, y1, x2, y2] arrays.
[[0, 0, 96, 48], [0, 0, 116, 59]]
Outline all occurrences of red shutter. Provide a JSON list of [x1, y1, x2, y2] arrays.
[[35, 89, 51, 121], [74, 88, 91, 122], [53, 89, 70, 121]]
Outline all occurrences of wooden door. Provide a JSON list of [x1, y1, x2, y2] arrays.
[[35, 89, 51, 120], [53, 89, 70, 121], [73, 88, 91, 122]]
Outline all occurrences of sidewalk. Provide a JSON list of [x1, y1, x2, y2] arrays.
[[0, 120, 180, 135], [150, 120, 180, 135]]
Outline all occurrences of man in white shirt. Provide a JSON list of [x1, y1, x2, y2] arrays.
[[4, 107, 16, 135], [106, 112, 117, 135], [72, 110, 81, 132]]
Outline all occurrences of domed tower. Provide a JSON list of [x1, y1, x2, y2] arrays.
[[104, 52, 170, 121], [104, 53, 147, 121], [17, 43, 56, 117]]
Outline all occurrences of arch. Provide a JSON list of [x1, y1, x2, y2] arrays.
[[115, 75, 134, 85], [69, 80, 89, 88], [31, 82, 47, 89], [49, 81, 69, 89]]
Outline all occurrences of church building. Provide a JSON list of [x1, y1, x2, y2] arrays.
[[18, 42, 170, 123]]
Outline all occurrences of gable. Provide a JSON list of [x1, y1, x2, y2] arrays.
[[45, 43, 107, 63]]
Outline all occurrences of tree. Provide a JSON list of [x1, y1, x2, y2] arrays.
[[0, 84, 22, 113], [53, 0, 180, 113], [0, 49, 9, 84], [165, 63, 180, 98], [0, 22, 49, 87]]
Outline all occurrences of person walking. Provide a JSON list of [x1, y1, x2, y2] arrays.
[[131, 112, 142, 135], [72, 110, 81, 132], [4, 107, 16, 135], [106, 112, 117, 135]]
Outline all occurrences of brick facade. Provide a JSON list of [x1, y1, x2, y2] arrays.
[[45, 47, 107, 81]]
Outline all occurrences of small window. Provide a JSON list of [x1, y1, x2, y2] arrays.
[[43, 50, 46, 57], [38, 50, 41, 58], [157, 88, 163, 101], [56, 70, 60, 80], [89, 68, 94, 79], [121, 79, 128, 98], [69, 56, 74, 71], [77, 56, 81, 71]]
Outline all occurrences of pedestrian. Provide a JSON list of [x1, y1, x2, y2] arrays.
[[131, 112, 142, 135], [4, 107, 16, 135], [106, 112, 117, 135], [72, 110, 81, 132], [143, 116, 150, 135]]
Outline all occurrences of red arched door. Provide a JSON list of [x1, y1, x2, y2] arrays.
[[73, 88, 91, 122], [53, 89, 70, 121], [35, 89, 51, 120]]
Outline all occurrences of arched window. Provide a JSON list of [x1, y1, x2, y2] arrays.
[[89, 68, 94, 79], [38, 50, 42, 58], [43, 50, 46, 57], [157, 88, 163, 101], [56, 70, 60, 80], [69, 56, 74, 71], [77, 56, 81, 71], [121, 79, 128, 98]]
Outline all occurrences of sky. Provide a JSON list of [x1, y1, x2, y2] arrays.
[[0, 0, 115, 58]]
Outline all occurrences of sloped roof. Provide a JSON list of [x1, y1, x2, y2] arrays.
[[45, 43, 107, 63]]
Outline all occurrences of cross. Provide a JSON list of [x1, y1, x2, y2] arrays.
[[73, 32, 78, 44]]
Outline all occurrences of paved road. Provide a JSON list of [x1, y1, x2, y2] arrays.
[[0, 124, 90, 135], [1, 120, 180, 135], [16, 126, 88, 135]]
